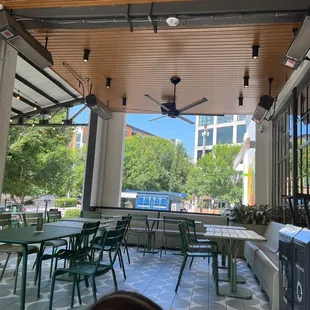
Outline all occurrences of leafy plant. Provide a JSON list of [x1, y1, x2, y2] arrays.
[[63, 209, 81, 218], [229, 204, 270, 225], [54, 198, 78, 208]]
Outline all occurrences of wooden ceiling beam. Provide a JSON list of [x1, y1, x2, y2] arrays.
[[3, 0, 192, 9]]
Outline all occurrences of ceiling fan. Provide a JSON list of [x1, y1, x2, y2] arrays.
[[145, 76, 208, 125]]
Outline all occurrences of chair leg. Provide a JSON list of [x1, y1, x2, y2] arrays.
[[13, 255, 22, 295], [84, 276, 89, 288], [49, 273, 57, 310], [91, 277, 97, 303], [124, 238, 130, 264], [160, 235, 165, 258], [76, 275, 82, 305], [111, 268, 118, 291], [137, 235, 140, 251], [143, 234, 147, 257], [175, 255, 188, 293], [189, 257, 194, 269], [70, 274, 76, 308], [152, 234, 156, 254], [37, 257, 43, 298], [49, 247, 55, 278], [0, 252, 11, 281], [164, 235, 168, 255], [118, 249, 126, 279]]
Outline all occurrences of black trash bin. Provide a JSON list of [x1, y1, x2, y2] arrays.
[[279, 225, 302, 309], [293, 229, 310, 310]]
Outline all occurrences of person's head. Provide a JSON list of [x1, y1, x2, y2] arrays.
[[90, 291, 162, 310]]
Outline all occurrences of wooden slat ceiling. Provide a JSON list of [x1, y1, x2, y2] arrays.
[[3, 0, 191, 9], [32, 24, 296, 115]]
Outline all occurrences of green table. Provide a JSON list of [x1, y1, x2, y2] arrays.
[[0, 225, 82, 310], [61, 217, 114, 224], [45, 220, 109, 229]]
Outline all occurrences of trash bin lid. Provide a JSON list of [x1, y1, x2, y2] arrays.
[[280, 224, 303, 238], [294, 228, 310, 245]]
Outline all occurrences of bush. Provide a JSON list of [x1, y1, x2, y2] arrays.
[[64, 209, 81, 218], [54, 198, 78, 208]]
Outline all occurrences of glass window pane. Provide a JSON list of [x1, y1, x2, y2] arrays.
[[217, 115, 233, 124], [198, 129, 213, 146], [237, 115, 247, 121], [199, 116, 214, 126], [217, 126, 233, 144], [237, 125, 246, 143]]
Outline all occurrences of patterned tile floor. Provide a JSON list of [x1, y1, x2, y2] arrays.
[[0, 248, 271, 310]]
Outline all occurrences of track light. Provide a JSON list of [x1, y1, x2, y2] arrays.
[[33, 107, 37, 111], [10, 119, 12, 123], [83, 49, 90, 62], [106, 77, 112, 89], [53, 126, 56, 130], [32, 121, 35, 127], [252, 45, 260, 59], [243, 76, 250, 88], [122, 97, 127, 108], [16, 92, 20, 100], [238, 96, 243, 107]]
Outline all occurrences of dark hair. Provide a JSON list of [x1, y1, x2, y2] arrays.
[[90, 291, 162, 310]]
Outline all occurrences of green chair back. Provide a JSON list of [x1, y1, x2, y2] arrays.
[[185, 218, 198, 241], [77, 221, 100, 254], [80, 210, 101, 219], [163, 216, 184, 233], [23, 213, 43, 227], [47, 210, 62, 222], [0, 214, 12, 229], [178, 221, 190, 252], [128, 214, 149, 232]]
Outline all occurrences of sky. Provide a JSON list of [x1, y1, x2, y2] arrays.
[[71, 106, 196, 158]]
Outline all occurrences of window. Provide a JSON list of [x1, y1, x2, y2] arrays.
[[197, 129, 213, 146], [237, 115, 247, 121], [199, 116, 214, 126], [217, 126, 233, 144], [217, 115, 233, 124], [197, 150, 211, 161], [237, 125, 246, 143]]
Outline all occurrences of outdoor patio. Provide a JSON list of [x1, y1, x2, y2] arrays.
[[0, 248, 271, 310]]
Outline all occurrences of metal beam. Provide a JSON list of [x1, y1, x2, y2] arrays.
[[18, 53, 78, 99], [15, 73, 58, 104], [11, 97, 84, 120], [10, 123, 88, 127], [11, 107, 23, 114], [70, 104, 87, 121], [13, 92, 41, 110]]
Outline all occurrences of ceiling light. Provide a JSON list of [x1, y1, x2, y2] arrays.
[[106, 77, 112, 89], [53, 126, 56, 130], [238, 96, 243, 107], [243, 76, 250, 88], [282, 9, 310, 70], [10, 118, 12, 123], [122, 97, 127, 108], [83, 49, 90, 62], [16, 92, 20, 100], [32, 122, 35, 127], [33, 107, 37, 111], [252, 45, 260, 59], [166, 17, 179, 27]]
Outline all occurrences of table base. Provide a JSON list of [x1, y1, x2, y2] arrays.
[[218, 284, 252, 299], [218, 274, 246, 284]]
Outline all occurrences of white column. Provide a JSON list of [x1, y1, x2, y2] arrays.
[[91, 112, 126, 207], [0, 40, 18, 196], [255, 122, 273, 205]]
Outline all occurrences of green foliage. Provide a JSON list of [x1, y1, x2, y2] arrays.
[[123, 135, 191, 192], [229, 204, 270, 225], [186, 144, 243, 203], [54, 198, 78, 208], [63, 208, 81, 218], [3, 120, 85, 202]]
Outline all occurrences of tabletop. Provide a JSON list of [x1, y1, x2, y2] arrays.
[[204, 228, 266, 242], [45, 221, 109, 229], [204, 224, 246, 230], [61, 217, 114, 224], [101, 215, 122, 219], [147, 218, 201, 224], [0, 226, 81, 245]]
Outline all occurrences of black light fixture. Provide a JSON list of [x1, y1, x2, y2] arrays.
[[83, 49, 90, 62], [252, 44, 260, 59], [238, 96, 243, 107], [106, 77, 112, 88], [282, 9, 310, 69], [243, 76, 250, 88], [122, 97, 127, 108]]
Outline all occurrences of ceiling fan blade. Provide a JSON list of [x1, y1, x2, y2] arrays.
[[145, 94, 170, 111], [178, 97, 208, 113], [149, 115, 167, 122], [178, 115, 195, 125], [124, 108, 159, 113]]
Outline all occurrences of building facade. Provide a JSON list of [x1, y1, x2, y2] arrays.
[[194, 115, 247, 162]]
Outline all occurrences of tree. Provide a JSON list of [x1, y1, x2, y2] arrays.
[[2, 121, 82, 202], [123, 135, 191, 192], [186, 144, 242, 203]]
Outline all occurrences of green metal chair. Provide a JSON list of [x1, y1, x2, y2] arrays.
[[0, 214, 39, 294], [37, 221, 100, 298], [175, 221, 218, 293], [48, 227, 125, 310], [80, 210, 102, 219], [185, 218, 218, 266], [23, 212, 43, 227], [126, 214, 155, 256], [121, 215, 131, 263], [160, 216, 185, 258], [91, 218, 129, 279]]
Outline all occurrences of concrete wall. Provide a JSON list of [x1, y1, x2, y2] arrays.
[[91, 112, 126, 207], [0, 41, 18, 195]]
